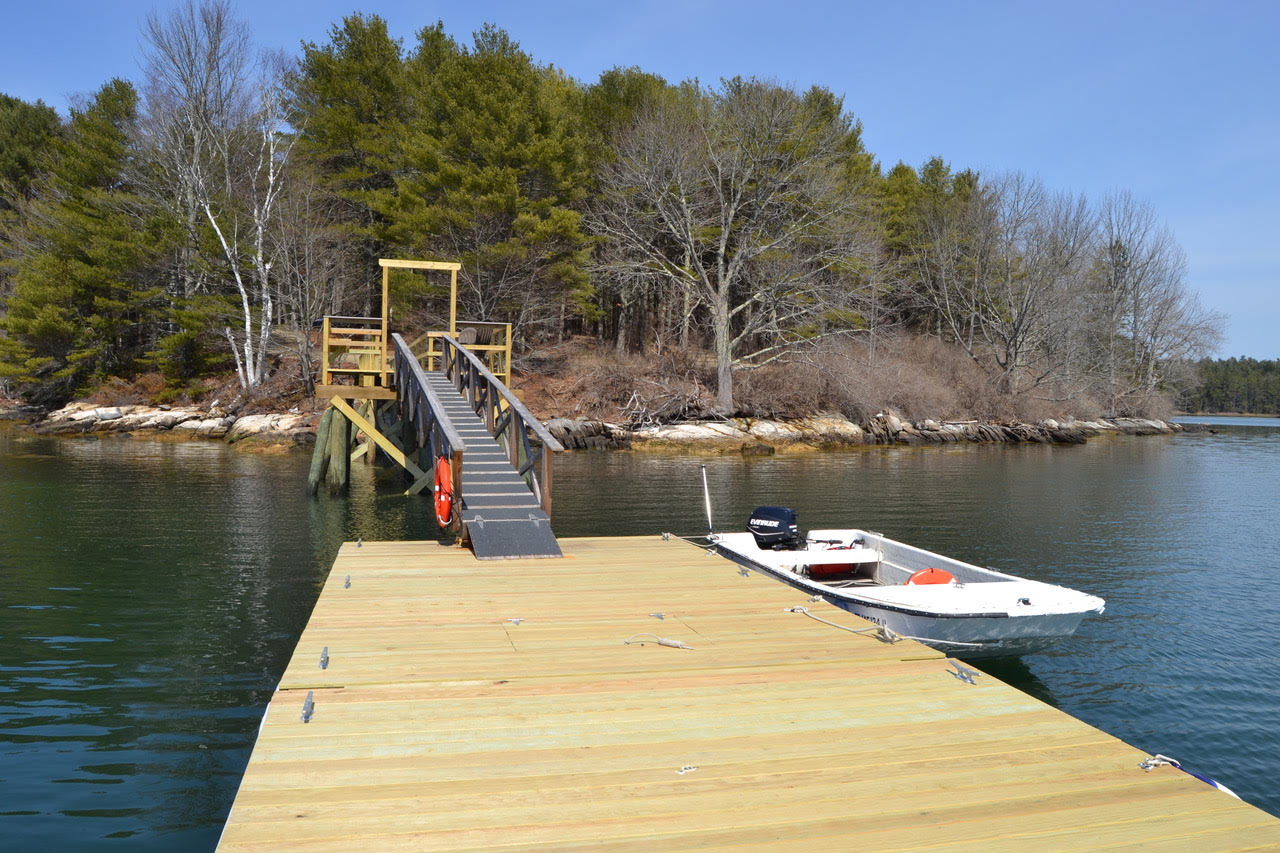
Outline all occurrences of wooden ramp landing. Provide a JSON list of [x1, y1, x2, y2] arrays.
[[218, 537, 1280, 852]]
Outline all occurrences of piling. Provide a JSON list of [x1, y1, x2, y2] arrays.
[[325, 407, 350, 493], [306, 407, 334, 495]]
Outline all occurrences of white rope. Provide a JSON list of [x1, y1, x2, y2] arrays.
[[1139, 754, 1180, 771], [786, 606, 884, 637], [785, 606, 985, 648], [624, 633, 695, 650]]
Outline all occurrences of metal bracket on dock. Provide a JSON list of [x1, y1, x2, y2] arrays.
[[319, 647, 330, 670], [301, 690, 315, 723], [948, 660, 981, 684]]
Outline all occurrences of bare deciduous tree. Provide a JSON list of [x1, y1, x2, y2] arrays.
[[977, 175, 1095, 394], [909, 172, 1095, 395], [1086, 191, 1222, 412], [590, 79, 876, 412], [271, 167, 356, 393], [907, 171, 996, 357]]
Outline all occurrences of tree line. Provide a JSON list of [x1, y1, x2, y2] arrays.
[[0, 1, 1224, 415], [1179, 358, 1280, 414]]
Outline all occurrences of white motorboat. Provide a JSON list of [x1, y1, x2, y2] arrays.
[[709, 506, 1105, 659]]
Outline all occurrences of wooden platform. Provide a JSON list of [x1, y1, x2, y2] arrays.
[[218, 537, 1280, 851], [313, 384, 397, 401]]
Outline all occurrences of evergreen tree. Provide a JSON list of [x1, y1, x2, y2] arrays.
[[0, 94, 61, 215], [382, 24, 593, 336], [1180, 357, 1280, 413], [289, 12, 406, 308], [0, 94, 63, 304], [0, 79, 168, 405], [581, 66, 670, 168]]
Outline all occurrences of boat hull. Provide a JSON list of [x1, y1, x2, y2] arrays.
[[825, 598, 1090, 658], [709, 529, 1104, 660]]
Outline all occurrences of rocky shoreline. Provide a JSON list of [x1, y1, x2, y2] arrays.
[[10, 401, 317, 448], [3, 400, 1201, 453], [549, 411, 1198, 452]]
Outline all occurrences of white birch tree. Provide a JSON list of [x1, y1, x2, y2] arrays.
[[140, 0, 295, 390]]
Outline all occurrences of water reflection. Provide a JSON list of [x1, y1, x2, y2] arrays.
[[1, 429, 334, 850], [4, 422, 1280, 847]]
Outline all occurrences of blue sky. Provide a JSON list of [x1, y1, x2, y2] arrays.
[[3, 0, 1276, 358]]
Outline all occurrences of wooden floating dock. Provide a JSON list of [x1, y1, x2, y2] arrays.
[[218, 536, 1280, 851]]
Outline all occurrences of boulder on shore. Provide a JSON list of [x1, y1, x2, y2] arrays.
[[29, 402, 316, 446], [545, 418, 630, 450], [632, 421, 752, 450]]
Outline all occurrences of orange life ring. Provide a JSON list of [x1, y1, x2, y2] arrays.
[[433, 457, 453, 527], [905, 567, 956, 585]]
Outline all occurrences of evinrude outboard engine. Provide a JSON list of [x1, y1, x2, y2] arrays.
[[747, 506, 801, 550]]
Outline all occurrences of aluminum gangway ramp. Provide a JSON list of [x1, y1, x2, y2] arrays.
[[422, 371, 562, 559]]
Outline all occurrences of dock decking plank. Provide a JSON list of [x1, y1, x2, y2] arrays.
[[218, 536, 1280, 851]]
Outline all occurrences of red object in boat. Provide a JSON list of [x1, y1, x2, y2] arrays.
[[905, 567, 956, 585]]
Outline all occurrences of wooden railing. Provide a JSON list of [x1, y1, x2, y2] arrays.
[[318, 315, 394, 399], [391, 333, 467, 503], [416, 321, 512, 384], [437, 333, 564, 517]]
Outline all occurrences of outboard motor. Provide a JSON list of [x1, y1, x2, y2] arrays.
[[747, 506, 801, 550]]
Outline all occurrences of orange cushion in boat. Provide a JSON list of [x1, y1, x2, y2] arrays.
[[905, 567, 955, 585]]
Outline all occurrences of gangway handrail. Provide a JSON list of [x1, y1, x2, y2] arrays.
[[438, 333, 563, 450], [436, 333, 563, 516], [391, 333, 467, 502]]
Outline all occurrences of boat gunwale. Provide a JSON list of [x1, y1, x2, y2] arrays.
[[709, 538, 1014, 620]]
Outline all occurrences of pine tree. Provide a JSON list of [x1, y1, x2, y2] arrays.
[[289, 13, 406, 309], [382, 24, 593, 335], [0, 94, 63, 305], [0, 79, 169, 405], [0, 94, 61, 216]]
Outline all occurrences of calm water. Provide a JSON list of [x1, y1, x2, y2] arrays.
[[2, 421, 1279, 848]]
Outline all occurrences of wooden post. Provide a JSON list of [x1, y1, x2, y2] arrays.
[[399, 399, 415, 461], [329, 395, 429, 489], [308, 407, 335, 495], [449, 448, 464, 531], [449, 267, 457, 337], [380, 264, 391, 388], [320, 317, 333, 386], [508, 415, 520, 471], [326, 406, 351, 494], [540, 446, 554, 518], [501, 322, 512, 385], [361, 400, 377, 465]]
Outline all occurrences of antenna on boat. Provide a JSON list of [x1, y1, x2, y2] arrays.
[[701, 465, 714, 536]]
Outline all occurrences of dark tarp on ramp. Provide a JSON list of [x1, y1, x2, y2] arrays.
[[462, 506, 563, 559]]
